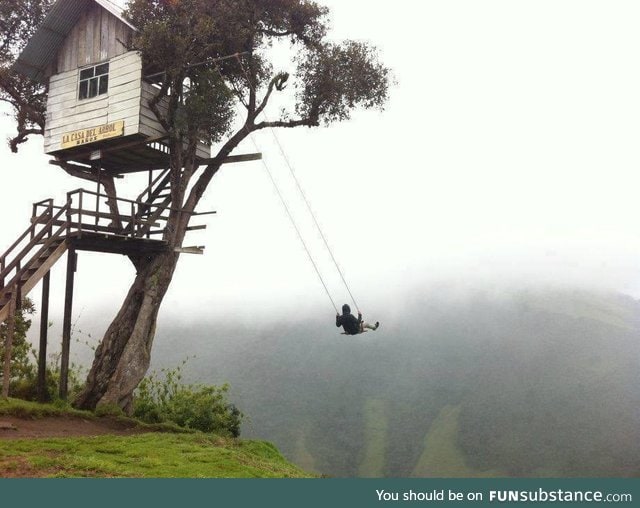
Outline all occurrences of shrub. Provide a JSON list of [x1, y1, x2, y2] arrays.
[[9, 356, 85, 403], [94, 402, 125, 418], [0, 299, 86, 402], [133, 364, 243, 437], [0, 299, 36, 386]]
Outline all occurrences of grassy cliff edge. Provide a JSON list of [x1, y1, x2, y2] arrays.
[[0, 399, 315, 478]]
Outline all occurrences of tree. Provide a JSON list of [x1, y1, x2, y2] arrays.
[[0, 0, 122, 205], [0, 0, 52, 152], [4, 0, 391, 411]]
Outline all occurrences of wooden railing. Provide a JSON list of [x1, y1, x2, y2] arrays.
[[137, 167, 171, 203], [0, 200, 70, 293], [1, 183, 211, 299], [33, 188, 173, 240]]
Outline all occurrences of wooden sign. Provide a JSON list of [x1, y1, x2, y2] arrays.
[[61, 120, 124, 149]]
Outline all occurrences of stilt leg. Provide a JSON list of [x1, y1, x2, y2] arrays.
[[60, 249, 76, 400], [37, 271, 51, 402]]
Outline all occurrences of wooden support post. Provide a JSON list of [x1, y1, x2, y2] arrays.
[[59, 249, 76, 400], [1, 296, 17, 399], [37, 271, 51, 402], [148, 169, 153, 203], [95, 166, 101, 231], [147, 169, 153, 239]]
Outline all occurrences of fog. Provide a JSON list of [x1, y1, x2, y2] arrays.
[[2, 0, 640, 342], [147, 287, 640, 477], [2, 1, 639, 478]]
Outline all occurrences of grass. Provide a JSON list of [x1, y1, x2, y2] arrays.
[[0, 397, 194, 434], [411, 405, 503, 478], [358, 398, 389, 477], [0, 398, 315, 478], [0, 434, 315, 477], [0, 397, 91, 419]]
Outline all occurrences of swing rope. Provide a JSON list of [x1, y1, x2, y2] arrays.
[[234, 54, 361, 315], [211, 59, 339, 314], [266, 124, 361, 315], [249, 134, 339, 314]]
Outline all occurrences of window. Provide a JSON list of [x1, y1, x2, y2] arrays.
[[78, 63, 109, 100]]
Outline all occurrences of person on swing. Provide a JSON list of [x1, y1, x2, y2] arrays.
[[336, 304, 379, 335]]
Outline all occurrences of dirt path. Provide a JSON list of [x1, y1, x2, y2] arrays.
[[0, 415, 149, 439]]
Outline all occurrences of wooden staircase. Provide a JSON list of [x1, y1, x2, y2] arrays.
[[0, 200, 70, 324], [130, 168, 172, 238], [0, 181, 210, 400], [0, 185, 178, 325]]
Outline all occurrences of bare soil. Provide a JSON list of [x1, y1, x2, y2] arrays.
[[0, 415, 149, 440]]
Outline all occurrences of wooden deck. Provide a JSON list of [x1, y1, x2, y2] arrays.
[[0, 182, 192, 400], [66, 230, 168, 255]]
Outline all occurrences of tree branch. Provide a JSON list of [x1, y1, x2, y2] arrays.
[[182, 112, 316, 226], [51, 158, 98, 182], [181, 123, 252, 222], [51, 158, 121, 227], [148, 80, 171, 133], [9, 127, 43, 152], [101, 176, 122, 230], [247, 60, 257, 116], [258, 29, 295, 38], [254, 72, 289, 120], [253, 117, 319, 130], [227, 76, 249, 110]]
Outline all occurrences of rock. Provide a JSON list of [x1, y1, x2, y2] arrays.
[[0, 421, 17, 431]]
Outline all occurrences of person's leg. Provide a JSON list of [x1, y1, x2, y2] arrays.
[[362, 321, 379, 331]]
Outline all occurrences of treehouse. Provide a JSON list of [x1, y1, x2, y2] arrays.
[[13, 0, 210, 174], [3, 0, 242, 402]]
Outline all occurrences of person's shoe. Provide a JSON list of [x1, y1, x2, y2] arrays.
[[374, 321, 380, 330]]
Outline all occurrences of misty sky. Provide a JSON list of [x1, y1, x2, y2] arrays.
[[1, 0, 640, 339]]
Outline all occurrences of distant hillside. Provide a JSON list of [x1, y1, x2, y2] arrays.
[[152, 288, 640, 477]]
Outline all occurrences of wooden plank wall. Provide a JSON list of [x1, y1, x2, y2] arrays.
[[57, 3, 132, 73], [45, 1, 211, 159], [140, 82, 211, 159], [44, 51, 142, 153]]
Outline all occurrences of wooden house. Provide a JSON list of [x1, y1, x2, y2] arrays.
[[13, 0, 210, 174]]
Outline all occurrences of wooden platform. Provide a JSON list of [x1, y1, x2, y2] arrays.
[[53, 134, 263, 175], [52, 134, 175, 175], [66, 231, 168, 256]]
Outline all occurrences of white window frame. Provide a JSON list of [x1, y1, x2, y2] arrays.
[[78, 62, 110, 100]]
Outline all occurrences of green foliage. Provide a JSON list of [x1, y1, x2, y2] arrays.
[[133, 364, 243, 437], [0, 0, 52, 63], [124, 0, 390, 147], [0, 298, 85, 402], [0, 299, 36, 386], [180, 68, 235, 144], [93, 402, 125, 418], [9, 353, 85, 403], [296, 40, 391, 125], [0, 0, 51, 151]]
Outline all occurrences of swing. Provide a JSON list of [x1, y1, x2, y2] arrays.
[[231, 55, 380, 333]]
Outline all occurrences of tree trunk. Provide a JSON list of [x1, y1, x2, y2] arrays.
[[73, 129, 246, 412], [73, 250, 180, 412]]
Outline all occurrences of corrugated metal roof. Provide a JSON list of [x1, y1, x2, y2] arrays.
[[12, 0, 136, 83], [95, 0, 136, 31]]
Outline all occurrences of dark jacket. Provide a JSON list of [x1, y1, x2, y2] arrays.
[[336, 304, 362, 335]]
